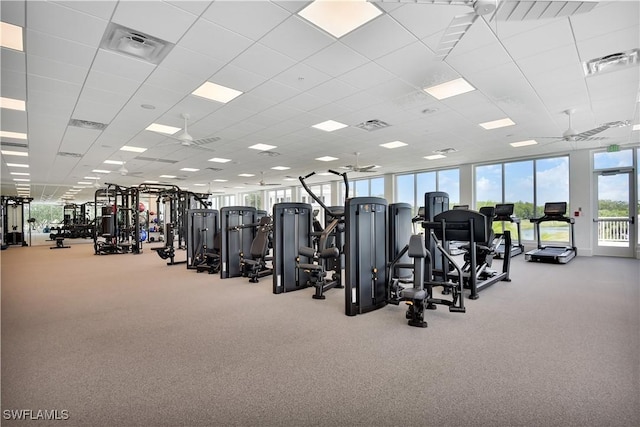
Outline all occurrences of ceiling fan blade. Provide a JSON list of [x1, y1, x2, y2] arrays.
[[434, 12, 478, 61]]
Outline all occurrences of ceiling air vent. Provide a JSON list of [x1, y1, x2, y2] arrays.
[[583, 48, 639, 77], [355, 119, 390, 132], [258, 151, 281, 157], [136, 156, 178, 164], [192, 137, 221, 146], [100, 23, 174, 65], [433, 147, 457, 155], [1, 141, 28, 148], [206, 167, 223, 172], [68, 118, 108, 131], [57, 151, 83, 158]]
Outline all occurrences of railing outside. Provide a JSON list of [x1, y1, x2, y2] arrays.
[[598, 217, 630, 242]]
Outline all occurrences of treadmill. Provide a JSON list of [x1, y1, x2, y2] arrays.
[[493, 203, 524, 258], [525, 202, 576, 264]]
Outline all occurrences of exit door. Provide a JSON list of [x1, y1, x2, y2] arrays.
[[593, 170, 636, 257]]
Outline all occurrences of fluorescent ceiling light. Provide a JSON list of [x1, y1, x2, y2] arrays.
[[0, 97, 26, 111], [84, 176, 100, 180], [249, 143, 277, 151], [208, 157, 231, 163], [77, 181, 92, 185], [144, 180, 159, 184], [271, 166, 290, 171], [214, 179, 228, 182], [234, 186, 245, 189], [6, 163, 28, 168], [283, 178, 296, 181], [120, 145, 147, 153], [633, 124, 640, 131], [318, 172, 333, 176], [424, 154, 446, 160], [423, 78, 475, 100], [298, 0, 382, 39], [0, 130, 27, 140], [380, 141, 408, 149], [193, 183, 207, 187], [312, 120, 348, 132], [92, 169, 110, 174], [238, 173, 255, 177], [192, 81, 243, 103], [510, 139, 538, 148], [10, 172, 29, 176], [1, 150, 28, 156], [479, 118, 515, 130], [180, 167, 199, 172], [13, 178, 30, 182], [146, 123, 181, 134], [104, 160, 124, 165], [0, 22, 23, 51], [159, 175, 176, 179], [316, 156, 338, 162]]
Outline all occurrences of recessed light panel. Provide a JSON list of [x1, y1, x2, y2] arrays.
[[0, 97, 25, 111], [213, 179, 228, 182], [92, 169, 110, 174], [633, 124, 640, 131], [180, 168, 200, 172], [0, 130, 27, 140], [6, 163, 28, 168], [380, 141, 408, 149], [249, 143, 277, 151], [423, 78, 475, 100], [10, 172, 29, 176], [298, 0, 382, 38], [120, 145, 147, 153], [0, 22, 23, 51], [192, 82, 243, 103], [479, 118, 515, 130], [316, 156, 339, 162], [12, 178, 30, 182], [159, 175, 176, 179], [271, 166, 290, 171], [1, 150, 28, 156], [146, 123, 181, 135], [510, 140, 538, 148], [104, 160, 124, 165], [238, 173, 255, 177], [208, 157, 231, 163], [424, 154, 446, 160], [312, 120, 348, 132]]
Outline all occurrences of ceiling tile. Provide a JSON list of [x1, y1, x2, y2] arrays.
[[178, 18, 253, 63], [340, 14, 416, 60], [201, 1, 290, 41], [259, 15, 335, 62], [27, 1, 108, 46], [26, 30, 96, 69]]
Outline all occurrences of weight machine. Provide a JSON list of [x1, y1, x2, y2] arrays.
[[297, 170, 348, 300], [1, 196, 33, 247], [272, 203, 313, 294], [219, 206, 258, 279], [93, 184, 141, 255]]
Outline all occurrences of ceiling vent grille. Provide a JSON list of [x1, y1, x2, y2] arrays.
[[100, 23, 174, 65], [258, 151, 281, 157], [1, 141, 28, 148], [583, 48, 639, 77], [355, 119, 390, 132], [206, 167, 223, 172], [433, 147, 457, 155], [68, 118, 108, 131], [192, 137, 221, 146], [136, 156, 178, 164], [57, 151, 83, 158]]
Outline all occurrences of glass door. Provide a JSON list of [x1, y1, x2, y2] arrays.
[[593, 170, 635, 257]]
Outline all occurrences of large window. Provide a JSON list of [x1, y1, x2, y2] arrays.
[[241, 192, 262, 210], [395, 168, 459, 213], [475, 156, 568, 241], [350, 177, 384, 198], [266, 188, 292, 213]]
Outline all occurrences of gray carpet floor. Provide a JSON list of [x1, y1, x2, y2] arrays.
[[1, 243, 639, 426]]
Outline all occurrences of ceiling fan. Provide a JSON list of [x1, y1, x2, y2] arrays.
[[152, 113, 220, 151], [341, 152, 377, 173], [384, 0, 599, 61], [117, 162, 143, 177], [246, 171, 281, 187], [534, 109, 631, 143]]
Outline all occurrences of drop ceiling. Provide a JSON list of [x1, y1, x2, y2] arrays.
[[1, 0, 638, 203]]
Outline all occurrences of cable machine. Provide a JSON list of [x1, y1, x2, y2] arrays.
[[1, 196, 33, 247]]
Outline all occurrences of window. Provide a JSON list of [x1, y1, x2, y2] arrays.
[[266, 188, 291, 213], [351, 177, 384, 198], [242, 192, 262, 210], [475, 156, 568, 241], [594, 150, 633, 170], [395, 168, 459, 212]]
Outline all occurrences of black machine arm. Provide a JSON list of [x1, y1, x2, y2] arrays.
[[299, 170, 349, 218]]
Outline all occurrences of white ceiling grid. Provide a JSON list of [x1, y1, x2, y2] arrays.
[[0, 0, 638, 203]]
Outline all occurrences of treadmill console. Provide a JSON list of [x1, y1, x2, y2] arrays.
[[495, 203, 514, 217], [544, 202, 567, 217]]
